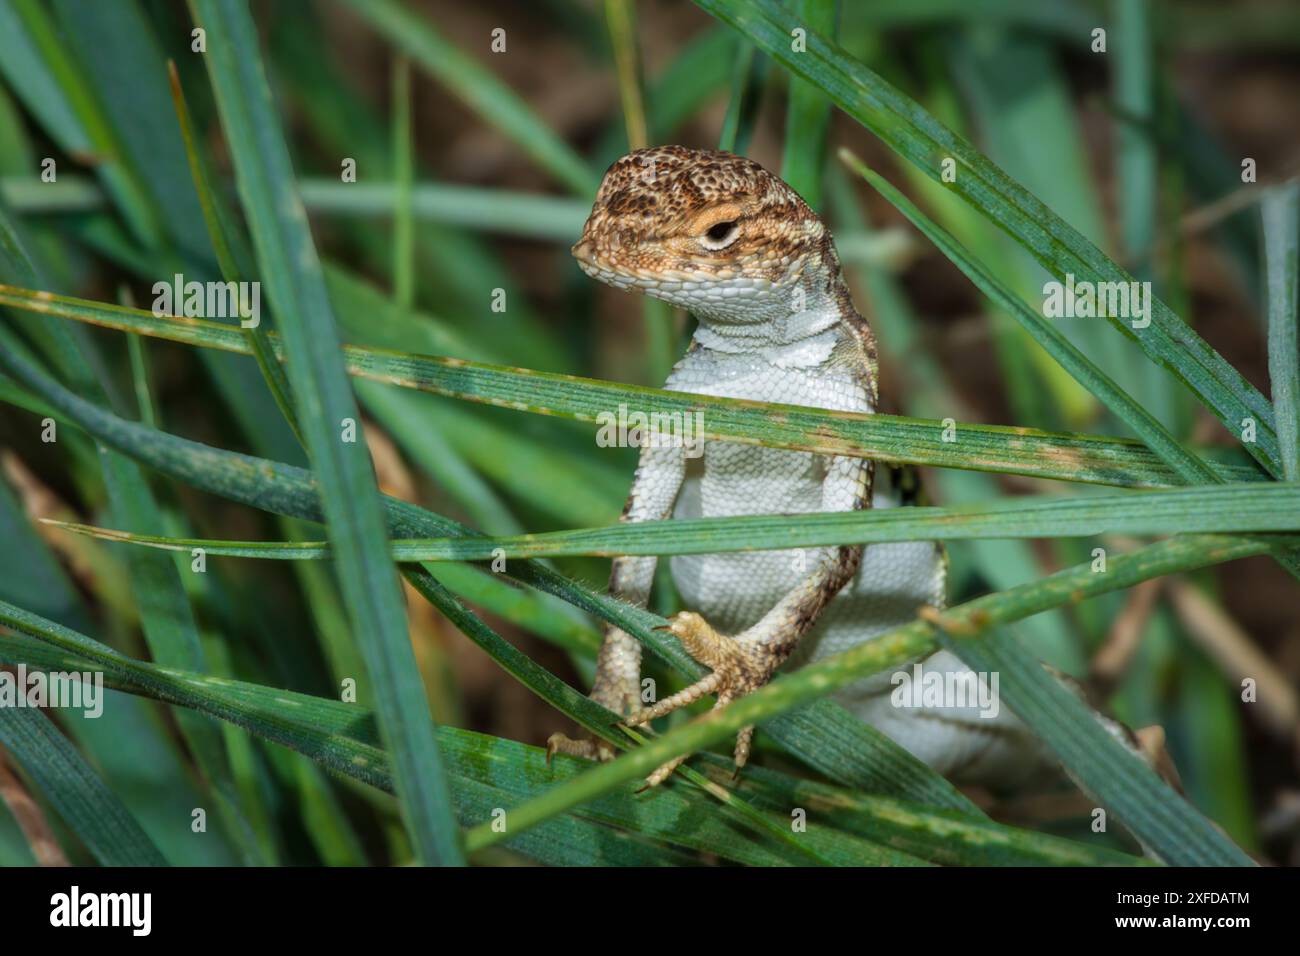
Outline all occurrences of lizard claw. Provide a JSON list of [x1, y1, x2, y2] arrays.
[[625, 611, 774, 788], [546, 733, 615, 765]]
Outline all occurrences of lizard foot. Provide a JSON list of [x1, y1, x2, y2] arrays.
[[624, 611, 770, 788], [546, 733, 616, 764]]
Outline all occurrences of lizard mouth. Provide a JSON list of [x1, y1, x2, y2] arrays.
[[571, 237, 637, 289], [571, 236, 645, 290], [578, 258, 777, 307], [576, 257, 637, 291], [573, 233, 779, 303]]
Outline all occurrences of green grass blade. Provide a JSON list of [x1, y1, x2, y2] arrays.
[[594, 25, 735, 166], [946, 29, 1122, 427], [268, 7, 573, 372], [300, 179, 589, 240], [338, 0, 597, 196], [189, 0, 462, 866], [840, 0, 1098, 36], [840, 151, 1218, 486], [1, 172, 997, 270], [166, 59, 302, 447], [391, 55, 414, 310], [604, 0, 647, 151], [0, 630, 688, 866], [945, 629, 1252, 866], [0, 0, 84, 151], [1114, 0, 1156, 263], [0, 341, 975, 812], [1263, 183, 1300, 481], [693, 0, 1283, 477], [1112, 0, 1175, 426], [124, 329, 156, 428], [43, 0, 217, 255], [426, 563, 600, 657], [404, 568, 897, 865], [718, 39, 764, 155], [780, 0, 836, 210], [721, 760, 1151, 866], [0, 0, 304, 464], [0, 706, 167, 866], [3, 608, 1133, 866], [0, 0, 160, 244], [603, 0, 677, 387], [0, 601, 918, 866], [826, 165, 1085, 674], [845, 143, 1300, 587], [0, 102, 261, 863], [98, 450, 269, 864], [0, 464, 234, 865], [463, 533, 1268, 864], [46, 482, 1300, 562], [1171, 641, 1259, 850], [0, 284, 1265, 490]]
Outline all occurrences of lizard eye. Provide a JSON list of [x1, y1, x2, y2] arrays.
[[699, 219, 739, 250]]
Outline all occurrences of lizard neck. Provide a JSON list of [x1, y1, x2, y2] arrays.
[[692, 297, 842, 353], [690, 235, 863, 363]]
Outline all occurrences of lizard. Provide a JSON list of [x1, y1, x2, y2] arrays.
[[548, 145, 1054, 789]]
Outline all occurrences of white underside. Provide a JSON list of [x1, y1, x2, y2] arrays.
[[664, 337, 1053, 787]]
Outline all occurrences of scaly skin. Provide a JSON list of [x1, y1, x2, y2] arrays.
[[550, 146, 1048, 788]]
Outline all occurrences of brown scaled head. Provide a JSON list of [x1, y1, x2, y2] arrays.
[[572, 146, 826, 313]]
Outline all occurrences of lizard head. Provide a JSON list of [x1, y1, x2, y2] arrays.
[[572, 146, 830, 325]]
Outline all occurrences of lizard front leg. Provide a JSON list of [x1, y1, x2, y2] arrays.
[[627, 454, 870, 786], [546, 439, 684, 762]]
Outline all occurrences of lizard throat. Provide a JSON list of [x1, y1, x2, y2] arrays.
[[693, 302, 841, 351]]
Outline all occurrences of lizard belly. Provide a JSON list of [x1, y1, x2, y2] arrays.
[[670, 443, 826, 633], [663, 345, 1052, 786], [665, 349, 858, 633]]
